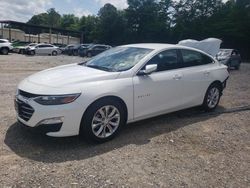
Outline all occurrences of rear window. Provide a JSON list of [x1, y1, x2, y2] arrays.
[[181, 49, 213, 67]]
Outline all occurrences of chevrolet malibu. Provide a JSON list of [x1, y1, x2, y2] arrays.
[[15, 44, 229, 142]]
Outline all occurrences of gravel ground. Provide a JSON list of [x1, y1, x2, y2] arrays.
[[0, 54, 249, 188]]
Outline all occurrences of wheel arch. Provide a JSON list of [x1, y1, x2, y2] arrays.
[[204, 80, 223, 100], [79, 95, 128, 133]]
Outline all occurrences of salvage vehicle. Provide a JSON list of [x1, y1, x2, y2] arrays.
[[0, 39, 13, 55], [15, 43, 229, 142], [14, 43, 37, 54], [86, 44, 112, 57], [216, 49, 241, 70]]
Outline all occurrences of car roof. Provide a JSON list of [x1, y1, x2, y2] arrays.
[[121, 43, 214, 56], [0, 39, 9, 42]]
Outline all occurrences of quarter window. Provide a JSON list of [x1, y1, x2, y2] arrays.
[[181, 49, 213, 67], [146, 50, 179, 72]]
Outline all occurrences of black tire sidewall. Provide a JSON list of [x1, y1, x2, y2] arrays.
[[52, 51, 57, 56], [80, 98, 126, 143], [30, 51, 35, 55], [1, 48, 9, 55], [202, 84, 221, 111]]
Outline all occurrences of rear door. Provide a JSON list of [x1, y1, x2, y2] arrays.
[[35, 45, 44, 54], [178, 49, 215, 107]]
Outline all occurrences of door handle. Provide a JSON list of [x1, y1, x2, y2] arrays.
[[173, 74, 182, 80]]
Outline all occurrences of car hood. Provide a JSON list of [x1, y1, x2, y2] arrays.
[[26, 64, 120, 87]]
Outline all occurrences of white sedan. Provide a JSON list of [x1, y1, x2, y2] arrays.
[[15, 44, 229, 142], [26, 44, 60, 56]]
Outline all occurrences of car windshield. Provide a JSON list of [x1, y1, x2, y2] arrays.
[[82, 47, 153, 72]]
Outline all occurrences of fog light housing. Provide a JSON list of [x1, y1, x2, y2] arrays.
[[36, 117, 64, 126]]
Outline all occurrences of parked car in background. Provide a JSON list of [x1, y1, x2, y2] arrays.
[[86, 44, 112, 57], [26, 44, 60, 56], [0, 39, 13, 55], [12, 41, 30, 54], [61, 44, 74, 55], [216, 49, 241, 70], [15, 43, 229, 143], [14, 43, 37, 54], [78, 44, 94, 57], [67, 44, 82, 56]]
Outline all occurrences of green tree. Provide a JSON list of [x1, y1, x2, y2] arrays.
[[126, 0, 167, 42], [27, 13, 48, 26], [47, 8, 61, 27], [60, 14, 79, 30], [78, 15, 99, 43], [97, 3, 127, 45]]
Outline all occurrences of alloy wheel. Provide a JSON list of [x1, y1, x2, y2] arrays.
[[91, 105, 120, 138], [207, 87, 220, 109]]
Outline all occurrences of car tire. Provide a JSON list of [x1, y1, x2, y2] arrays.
[[80, 98, 126, 143], [19, 49, 24, 54], [52, 51, 58, 56], [235, 65, 240, 70], [1, 48, 9, 55], [202, 83, 222, 111], [73, 50, 78, 56], [87, 52, 92, 57], [30, 50, 35, 56]]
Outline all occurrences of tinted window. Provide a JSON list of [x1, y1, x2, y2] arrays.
[[146, 50, 179, 72], [181, 49, 213, 67]]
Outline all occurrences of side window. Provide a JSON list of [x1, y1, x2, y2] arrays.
[[37, 45, 45, 48], [146, 50, 179, 72], [181, 49, 213, 67]]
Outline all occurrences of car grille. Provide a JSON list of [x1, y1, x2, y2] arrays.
[[15, 98, 34, 121]]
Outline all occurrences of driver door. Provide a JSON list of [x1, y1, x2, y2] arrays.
[[133, 49, 184, 120]]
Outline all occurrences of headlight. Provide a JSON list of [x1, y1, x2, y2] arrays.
[[34, 93, 81, 105]]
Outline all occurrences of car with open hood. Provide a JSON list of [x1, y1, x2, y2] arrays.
[[15, 43, 229, 142]]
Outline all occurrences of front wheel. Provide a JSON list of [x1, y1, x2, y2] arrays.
[[1, 48, 9, 55], [80, 98, 126, 143], [52, 51, 58, 56], [202, 84, 221, 111], [87, 52, 92, 57], [29, 50, 35, 55]]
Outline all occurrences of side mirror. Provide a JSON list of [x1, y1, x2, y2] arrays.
[[138, 64, 157, 76]]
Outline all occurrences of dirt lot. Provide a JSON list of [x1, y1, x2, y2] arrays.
[[0, 54, 249, 188]]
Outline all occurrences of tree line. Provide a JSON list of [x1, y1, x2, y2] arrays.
[[27, 0, 250, 60]]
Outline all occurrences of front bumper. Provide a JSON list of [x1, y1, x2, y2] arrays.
[[19, 120, 62, 134], [15, 93, 84, 137]]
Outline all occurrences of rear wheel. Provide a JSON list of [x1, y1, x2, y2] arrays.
[[87, 52, 92, 57], [1, 48, 9, 55], [80, 98, 126, 143], [202, 83, 221, 111]]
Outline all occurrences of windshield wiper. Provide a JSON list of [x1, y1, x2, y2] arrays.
[[86, 64, 115, 72], [78, 61, 87, 65]]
